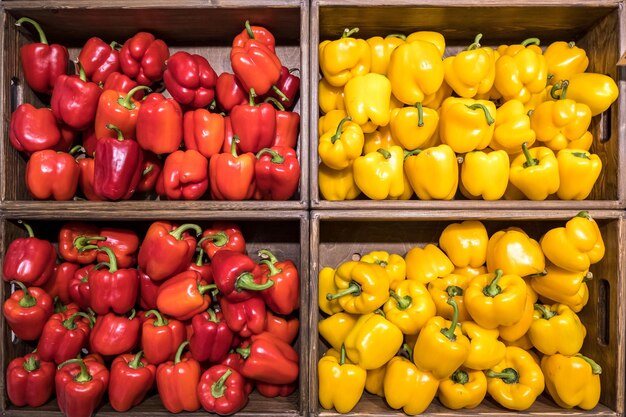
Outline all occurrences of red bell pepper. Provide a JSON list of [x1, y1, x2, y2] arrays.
[[156, 270, 216, 321], [55, 125, 79, 153], [136, 93, 183, 154], [68, 263, 102, 310], [103, 71, 144, 99], [51, 65, 102, 131], [119, 31, 169, 85], [209, 137, 256, 201], [93, 125, 144, 201], [94, 85, 151, 140], [156, 150, 209, 200], [216, 73, 247, 112], [255, 146, 300, 201], [156, 341, 202, 413], [199, 222, 246, 260], [212, 250, 273, 302], [15, 17, 68, 94], [265, 311, 299, 344], [231, 39, 282, 96], [85, 246, 138, 315], [163, 51, 217, 108], [89, 309, 140, 357], [267, 66, 300, 110], [257, 249, 300, 314], [219, 296, 267, 338], [141, 309, 186, 365], [52, 299, 80, 317], [138, 222, 202, 281], [25, 149, 79, 200], [81, 129, 98, 157], [7, 352, 55, 407], [136, 151, 162, 193], [78, 37, 121, 84], [233, 20, 276, 52], [231, 91, 277, 153], [221, 116, 236, 153], [95, 227, 139, 269], [183, 109, 225, 158], [3, 281, 53, 341], [187, 249, 213, 283], [256, 381, 297, 398], [43, 262, 81, 304], [219, 352, 245, 374], [37, 311, 93, 364], [236, 334, 299, 384], [189, 309, 233, 363], [269, 96, 300, 148], [3, 221, 56, 286], [138, 269, 162, 310], [55, 358, 109, 417], [197, 365, 249, 415], [58, 222, 102, 264], [109, 351, 156, 412], [9, 104, 61, 154]]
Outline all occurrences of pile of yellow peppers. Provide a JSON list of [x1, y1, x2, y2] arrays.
[[318, 212, 604, 414], [318, 30, 619, 201]]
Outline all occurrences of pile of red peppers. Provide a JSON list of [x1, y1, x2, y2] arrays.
[[11, 18, 301, 202], [3, 220, 300, 416]]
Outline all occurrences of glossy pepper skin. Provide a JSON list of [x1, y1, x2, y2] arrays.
[[486, 227, 546, 276], [383, 351, 439, 415], [344, 312, 403, 369], [68, 264, 98, 310], [544, 41, 588, 84], [344, 73, 391, 131], [255, 146, 300, 201], [138, 222, 202, 281], [530, 264, 590, 312], [439, 221, 489, 268], [119, 32, 169, 85], [319, 162, 361, 201], [318, 116, 364, 170], [531, 94, 591, 152], [491, 99, 536, 153], [89, 310, 140, 357], [156, 341, 201, 413], [485, 346, 545, 410], [367, 34, 404, 75], [51, 65, 102, 131], [78, 157, 102, 201], [440, 97, 496, 153], [384, 280, 436, 335], [404, 145, 458, 200], [183, 109, 225, 159], [257, 249, 300, 314], [212, 250, 272, 302], [9, 104, 61, 154], [269, 66, 300, 109], [164, 51, 217, 108], [498, 286, 538, 342], [26, 149, 79, 200], [109, 351, 156, 412], [326, 260, 390, 314], [37, 311, 93, 364], [3, 222, 56, 286], [189, 309, 234, 363], [136, 93, 183, 155], [216, 72, 247, 112], [319, 28, 370, 87], [197, 365, 249, 415], [361, 250, 406, 288], [199, 222, 246, 259], [55, 359, 109, 417], [318, 267, 343, 315], [428, 274, 471, 322], [237, 334, 299, 384], [15, 17, 68, 94], [231, 40, 281, 96], [565, 72, 619, 116], [557, 149, 602, 200], [58, 222, 101, 264], [265, 312, 298, 345], [404, 243, 454, 284], [528, 303, 586, 355], [103, 71, 142, 97], [439, 368, 487, 409], [542, 353, 601, 410], [209, 137, 256, 200], [233, 20, 275, 52], [94, 85, 151, 140], [318, 345, 366, 413], [3, 281, 53, 341], [318, 312, 358, 352], [354, 146, 405, 200], [461, 150, 510, 200], [220, 296, 267, 337], [7, 352, 55, 407], [495, 39, 548, 103], [157, 150, 209, 200], [231, 90, 277, 154], [44, 262, 81, 304], [141, 309, 186, 365], [156, 270, 215, 321], [78, 37, 120, 84], [96, 227, 139, 269], [136, 151, 162, 193], [462, 321, 507, 370], [444, 34, 496, 98], [389, 103, 438, 150]]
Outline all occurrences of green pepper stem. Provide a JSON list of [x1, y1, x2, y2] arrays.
[[198, 284, 217, 294], [404, 149, 422, 160], [245, 20, 254, 38], [15, 17, 48, 45], [341, 28, 359, 38], [483, 269, 504, 297], [486, 367, 519, 384], [97, 246, 118, 272], [174, 341, 189, 364], [77, 63, 86, 82], [441, 298, 460, 341], [207, 308, 218, 322], [576, 211, 591, 220], [235, 273, 274, 292], [386, 33, 406, 40], [451, 369, 469, 384], [389, 289, 412, 310], [331, 116, 352, 144], [230, 136, 241, 157], [211, 369, 233, 399], [521, 142, 538, 168], [170, 223, 203, 240], [249, 88, 257, 106], [339, 344, 347, 365], [466, 103, 495, 125], [69, 145, 84, 156], [256, 148, 285, 164], [58, 359, 93, 383], [118, 85, 151, 110], [105, 124, 124, 141], [259, 260, 283, 277], [142, 164, 154, 176], [258, 249, 279, 264], [110, 41, 122, 50], [521, 37, 540, 46], [17, 220, 35, 238], [326, 281, 361, 300], [23, 355, 40, 372], [63, 312, 93, 330], [145, 309, 168, 326], [559, 80, 569, 100], [402, 343, 414, 363], [73, 236, 106, 251], [12, 281, 36, 308], [236, 346, 251, 359], [415, 102, 424, 127], [54, 297, 67, 313], [571, 151, 590, 159], [468, 33, 483, 50], [128, 351, 145, 369], [576, 354, 602, 375], [271, 86, 289, 103], [265, 96, 286, 111], [446, 285, 464, 297], [195, 248, 205, 266], [377, 148, 391, 159], [534, 303, 557, 319], [198, 232, 229, 247], [127, 308, 137, 321]]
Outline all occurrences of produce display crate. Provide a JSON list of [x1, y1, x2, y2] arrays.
[[0, 0, 310, 210], [309, 0, 626, 210], [309, 210, 626, 417], [0, 210, 309, 416]]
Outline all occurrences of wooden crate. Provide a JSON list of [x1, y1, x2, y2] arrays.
[[309, 0, 626, 210], [0, 0, 310, 210], [0, 210, 309, 416], [309, 210, 626, 416]]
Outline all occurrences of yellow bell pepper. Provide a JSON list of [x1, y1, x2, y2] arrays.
[[540, 211, 605, 273], [491, 99, 536, 154], [361, 250, 406, 288], [485, 346, 545, 410], [327, 260, 390, 314], [404, 144, 459, 200], [528, 303, 586, 355], [365, 365, 386, 397], [405, 243, 455, 284], [460, 150, 509, 201], [530, 264, 591, 312], [439, 220, 488, 268], [367, 34, 405, 75], [319, 28, 370, 87], [389, 103, 439, 150], [539, 285, 589, 313], [567, 130, 593, 151], [564, 72, 619, 116], [443, 34, 496, 98], [406, 31, 445, 55], [427, 274, 471, 322], [387, 40, 444, 105], [494, 38, 548, 103], [438, 368, 487, 409], [318, 109, 347, 138], [384, 352, 439, 415], [344, 312, 403, 370], [439, 97, 496, 153], [486, 227, 545, 277], [318, 312, 359, 352], [509, 143, 560, 200], [387, 171, 414, 201], [344, 73, 391, 131], [498, 285, 538, 342], [318, 345, 366, 413], [556, 149, 602, 200], [464, 269, 528, 329], [423, 80, 453, 110], [353, 146, 405, 200], [523, 85, 550, 114], [503, 333, 534, 350], [318, 266, 343, 315], [383, 280, 437, 335], [503, 182, 526, 201], [323, 347, 341, 360], [541, 353, 602, 410], [413, 299, 470, 379], [461, 321, 507, 370], [318, 78, 345, 114], [318, 162, 361, 201], [544, 41, 589, 85], [363, 125, 399, 154], [318, 116, 364, 170], [453, 265, 487, 278]]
